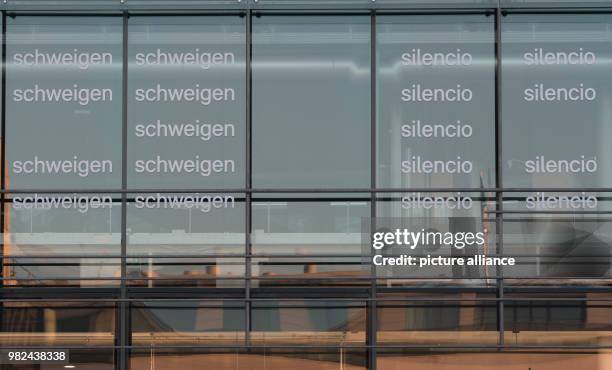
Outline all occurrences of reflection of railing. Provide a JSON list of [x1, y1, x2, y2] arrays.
[[0, 332, 115, 346], [4, 330, 612, 347]]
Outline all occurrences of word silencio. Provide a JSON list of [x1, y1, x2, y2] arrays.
[[399, 48, 476, 207], [518, 47, 599, 207]]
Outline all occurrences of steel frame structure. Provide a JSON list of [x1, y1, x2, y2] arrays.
[[0, 2, 612, 370]]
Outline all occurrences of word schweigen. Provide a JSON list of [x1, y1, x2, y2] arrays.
[[135, 49, 235, 69], [13, 84, 112, 105], [135, 193, 234, 212], [134, 84, 234, 105], [12, 49, 113, 69], [12, 194, 113, 213], [12, 156, 113, 177], [134, 156, 234, 176], [134, 120, 235, 141], [372, 229, 485, 250]]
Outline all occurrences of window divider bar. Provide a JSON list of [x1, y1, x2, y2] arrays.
[[368, 9, 378, 370], [120, 10, 129, 370], [245, 8, 253, 347], [1, 11, 6, 290], [494, 6, 505, 347]]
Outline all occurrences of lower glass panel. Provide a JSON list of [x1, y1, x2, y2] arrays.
[[4, 194, 121, 287], [0, 301, 115, 347], [250, 301, 366, 345], [130, 301, 245, 345], [126, 257, 245, 288], [377, 292, 498, 346], [0, 349, 116, 370], [377, 350, 612, 370], [504, 292, 612, 346], [130, 348, 367, 370]]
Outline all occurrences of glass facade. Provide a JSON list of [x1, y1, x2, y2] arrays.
[[1, 1, 612, 370]]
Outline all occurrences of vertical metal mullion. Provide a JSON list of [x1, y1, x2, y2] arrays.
[[120, 11, 129, 370], [245, 9, 252, 346], [368, 10, 377, 370], [0, 11, 6, 288], [494, 5, 504, 348]]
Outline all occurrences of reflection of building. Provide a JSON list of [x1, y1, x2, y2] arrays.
[[2, 2, 612, 370]]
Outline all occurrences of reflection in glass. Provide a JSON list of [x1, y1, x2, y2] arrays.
[[377, 15, 495, 189], [502, 14, 612, 188], [504, 293, 612, 346], [251, 193, 369, 287], [131, 301, 244, 345], [252, 16, 370, 188], [251, 301, 366, 345], [127, 193, 245, 256], [502, 192, 612, 281], [0, 301, 115, 347], [3, 194, 121, 287], [128, 16, 245, 189], [377, 292, 498, 346], [6, 16, 123, 190], [131, 349, 366, 370], [378, 349, 612, 370], [375, 192, 497, 285]]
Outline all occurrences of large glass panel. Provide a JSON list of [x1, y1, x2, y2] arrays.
[[128, 16, 245, 189], [126, 192, 244, 288], [375, 192, 497, 287], [0, 301, 115, 347], [502, 14, 612, 189], [127, 192, 244, 256], [378, 349, 612, 370], [131, 301, 245, 345], [0, 349, 116, 370], [251, 193, 369, 287], [4, 194, 121, 287], [251, 300, 366, 345], [504, 292, 612, 346], [130, 348, 366, 370], [377, 292, 498, 346], [502, 191, 612, 283], [6, 16, 123, 190], [252, 16, 370, 189], [377, 15, 495, 189]]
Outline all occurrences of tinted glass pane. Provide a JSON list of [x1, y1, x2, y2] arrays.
[[128, 16, 246, 189], [251, 193, 369, 288], [131, 301, 245, 344], [502, 192, 612, 281], [251, 301, 366, 344], [252, 16, 370, 188], [0, 301, 115, 346], [377, 292, 498, 345], [4, 194, 121, 287], [6, 17, 123, 190], [377, 15, 495, 189], [502, 14, 612, 188]]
